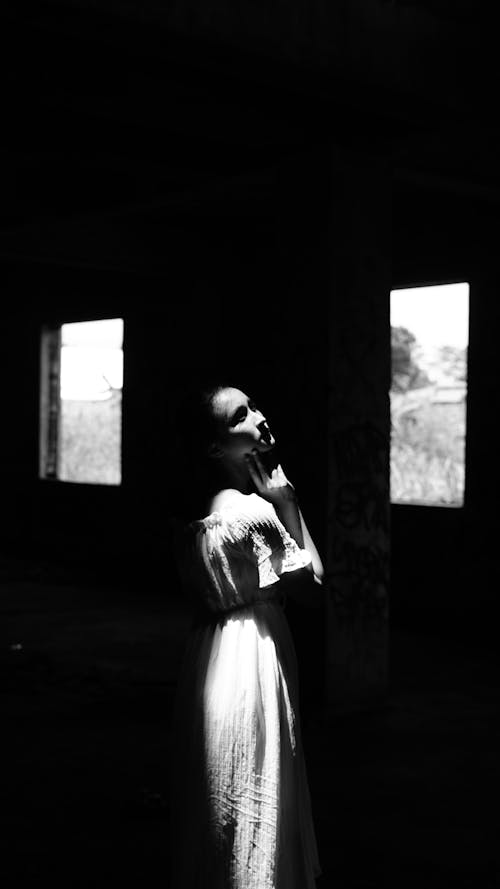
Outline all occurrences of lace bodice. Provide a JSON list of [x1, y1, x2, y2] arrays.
[[187, 492, 311, 614]]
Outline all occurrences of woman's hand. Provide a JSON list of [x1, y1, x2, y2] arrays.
[[246, 451, 324, 584], [245, 451, 297, 508]]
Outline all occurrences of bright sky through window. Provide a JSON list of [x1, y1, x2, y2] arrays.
[[391, 283, 469, 349], [60, 318, 124, 400]]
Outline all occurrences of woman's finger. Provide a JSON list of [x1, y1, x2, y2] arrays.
[[277, 464, 288, 482]]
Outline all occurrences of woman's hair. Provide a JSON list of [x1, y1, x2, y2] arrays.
[[170, 377, 232, 523], [168, 378, 232, 606], [177, 380, 228, 465]]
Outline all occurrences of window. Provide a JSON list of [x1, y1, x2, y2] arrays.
[[39, 318, 124, 485], [390, 283, 469, 507]]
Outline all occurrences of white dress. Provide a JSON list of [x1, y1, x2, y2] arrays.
[[170, 492, 321, 889]]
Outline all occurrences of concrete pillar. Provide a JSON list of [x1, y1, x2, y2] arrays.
[[325, 153, 392, 710]]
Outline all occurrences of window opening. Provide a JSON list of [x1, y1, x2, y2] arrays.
[[40, 318, 124, 485], [390, 283, 469, 507]]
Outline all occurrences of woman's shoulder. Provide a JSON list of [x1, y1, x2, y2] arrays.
[[206, 490, 275, 519], [207, 488, 244, 515]]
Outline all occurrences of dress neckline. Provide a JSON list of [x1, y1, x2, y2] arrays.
[[193, 492, 269, 532]]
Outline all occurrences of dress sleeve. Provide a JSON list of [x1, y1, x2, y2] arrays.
[[280, 529, 313, 574], [187, 496, 313, 609], [250, 526, 312, 589]]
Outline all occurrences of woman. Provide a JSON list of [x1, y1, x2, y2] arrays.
[[169, 382, 323, 889]]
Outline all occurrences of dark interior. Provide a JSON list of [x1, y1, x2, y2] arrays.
[[1, 3, 498, 887]]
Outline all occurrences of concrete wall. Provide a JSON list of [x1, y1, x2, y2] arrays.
[[326, 154, 391, 707]]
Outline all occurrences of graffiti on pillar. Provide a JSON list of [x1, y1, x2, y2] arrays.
[[324, 172, 391, 697], [328, 421, 390, 626], [329, 537, 389, 623]]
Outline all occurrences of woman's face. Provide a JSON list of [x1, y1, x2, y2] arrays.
[[211, 387, 275, 462]]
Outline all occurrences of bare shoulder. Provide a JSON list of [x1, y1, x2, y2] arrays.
[[208, 488, 243, 514]]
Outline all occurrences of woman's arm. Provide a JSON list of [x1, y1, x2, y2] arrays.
[[245, 452, 324, 584], [274, 499, 324, 584]]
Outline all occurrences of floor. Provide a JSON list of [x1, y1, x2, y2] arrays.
[[1, 579, 499, 888]]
